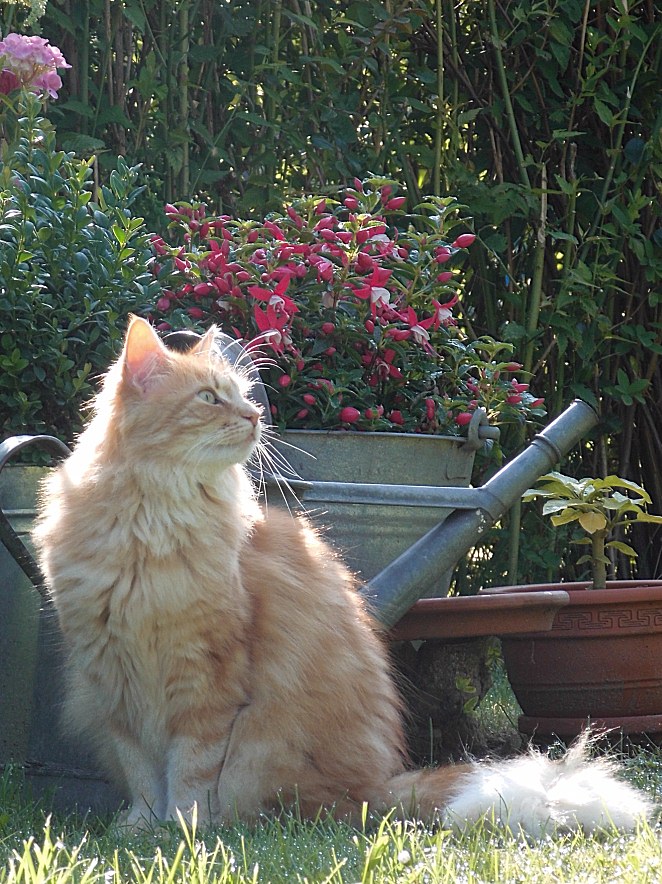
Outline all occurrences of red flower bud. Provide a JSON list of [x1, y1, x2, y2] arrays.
[[455, 411, 474, 426], [385, 196, 406, 210], [452, 233, 476, 249], [435, 247, 452, 264], [321, 322, 335, 335], [339, 406, 361, 423], [278, 375, 292, 387], [389, 410, 405, 425]]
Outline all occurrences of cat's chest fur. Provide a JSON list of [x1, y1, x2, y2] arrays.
[[39, 460, 254, 719]]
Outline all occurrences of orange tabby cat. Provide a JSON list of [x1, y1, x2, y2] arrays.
[[33, 317, 653, 835]]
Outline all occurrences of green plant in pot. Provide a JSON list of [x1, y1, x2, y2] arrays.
[[522, 472, 662, 590], [490, 471, 662, 742], [150, 178, 545, 445]]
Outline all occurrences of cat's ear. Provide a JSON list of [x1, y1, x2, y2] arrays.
[[189, 326, 219, 359], [122, 316, 171, 392]]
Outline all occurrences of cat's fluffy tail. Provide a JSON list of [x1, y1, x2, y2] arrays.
[[387, 734, 654, 836]]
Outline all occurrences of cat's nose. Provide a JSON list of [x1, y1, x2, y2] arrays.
[[244, 410, 260, 427]]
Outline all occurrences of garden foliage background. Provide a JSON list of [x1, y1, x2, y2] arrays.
[[1, 0, 661, 588]]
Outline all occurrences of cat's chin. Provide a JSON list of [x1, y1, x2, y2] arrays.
[[213, 435, 259, 470]]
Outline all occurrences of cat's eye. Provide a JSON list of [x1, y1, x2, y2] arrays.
[[197, 389, 220, 405]]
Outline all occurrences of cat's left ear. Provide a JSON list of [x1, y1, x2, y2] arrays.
[[122, 316, 171, 392], [189, 326, 220, 359]]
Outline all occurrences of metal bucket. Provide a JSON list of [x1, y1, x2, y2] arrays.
[[265, 430, 478, 590]]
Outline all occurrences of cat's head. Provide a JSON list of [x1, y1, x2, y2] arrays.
[[100, 316, 262, 471]]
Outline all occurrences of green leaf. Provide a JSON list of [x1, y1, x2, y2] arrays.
[[605, 540, 637, 558], [550, 510, 582, 527], [593, 98, 615, 126]]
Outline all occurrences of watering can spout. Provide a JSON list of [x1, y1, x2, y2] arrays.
[[362, 399, 599, 628]]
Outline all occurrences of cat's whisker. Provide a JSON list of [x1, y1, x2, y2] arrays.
[[253, 442, 305, 515], [259, 427, 316, 461], [257, 432, 313, 487]]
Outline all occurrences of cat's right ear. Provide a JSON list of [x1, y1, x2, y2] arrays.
[[122, 316, 171, 392]]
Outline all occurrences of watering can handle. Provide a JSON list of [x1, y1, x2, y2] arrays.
[[0, 435, 72, 596], [462, 407, 500, 452]]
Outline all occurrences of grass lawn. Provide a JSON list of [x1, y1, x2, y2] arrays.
[[1, 670, 661, 883]]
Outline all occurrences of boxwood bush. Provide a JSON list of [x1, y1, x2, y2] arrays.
[[0, 94, 163, 444]]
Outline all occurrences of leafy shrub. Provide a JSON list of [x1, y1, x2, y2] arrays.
[[150, 179, 544, 442], [0, 93, 162, 443]]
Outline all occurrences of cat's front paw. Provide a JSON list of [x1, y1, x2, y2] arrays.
[[165, 800, 217, 829], [115, 804, 160, 833]]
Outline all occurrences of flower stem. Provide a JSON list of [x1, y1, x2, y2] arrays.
[[591, 529, 608, 590]]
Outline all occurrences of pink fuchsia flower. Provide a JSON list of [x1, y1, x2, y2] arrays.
[[0, 33, 70, 99], [370, 348, 403, 381], [253, 303, 292, 354], [248, 276, 299, 316], [432, 295, 459, 328], [401, 306, 435, 348], [351, 266, 393, 314]]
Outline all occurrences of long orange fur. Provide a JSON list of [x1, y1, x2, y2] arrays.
[[34, 317, 470, 827]]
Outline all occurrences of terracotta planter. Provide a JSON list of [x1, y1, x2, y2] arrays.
[[390, 589, 570, 642], [485, 580, 662, 740]]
